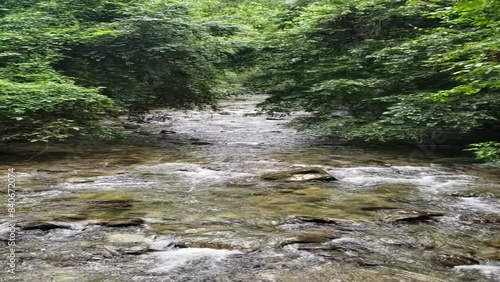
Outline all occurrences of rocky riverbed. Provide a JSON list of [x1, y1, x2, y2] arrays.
[[1, 96, 499, 281]]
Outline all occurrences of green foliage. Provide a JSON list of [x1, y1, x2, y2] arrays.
[[0, 2, 117, 142], [0, 0, 228, 142], [184, 0, 289, 94], [84, 124, 126, 142], [3, 0, 499, 159], [57, 1, 224, 111], [249, 0, 500, 149], [466, 142, 500, 165]]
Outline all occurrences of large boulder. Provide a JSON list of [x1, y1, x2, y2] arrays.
[[261, 168, 337, 182]]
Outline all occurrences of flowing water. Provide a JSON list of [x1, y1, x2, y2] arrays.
[[1, 96, 499, 282]]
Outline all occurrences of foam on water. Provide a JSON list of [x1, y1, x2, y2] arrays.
[[328, 166, 474, 193], [135, 163, 251, 189], [148, 248, 242, 273], [454, 197, 500, 214], [56, 175, 154, 190], [455, 265, 500, 280]]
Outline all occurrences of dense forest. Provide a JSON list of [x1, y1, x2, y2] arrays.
[[1, 0, 499, 164]]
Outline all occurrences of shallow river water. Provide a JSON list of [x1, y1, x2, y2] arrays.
[[1, 96, 499, 282]]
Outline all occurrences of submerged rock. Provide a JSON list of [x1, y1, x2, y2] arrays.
[[294, 238, 372, 260], [107, 233, 151, 243], [429, 253, 479, 268], [449, 192, 496, 198], [474, 247, 500, 260], [19, 221, 74, 231], [160, 130, 176, 134], [52, 214, 89, 221], [179, 241, 241, 251], [121, 245, 150, 255], [379, 210, 446, 223], [65, 177, 96, 184], [471, 215, 500, 224], [99, 218, 144, 227], [261, 168, 336, 182], [191, 141, 213, 146], [277, 232, 340, 248], [488, 238, 500, 248], [360, 206, 400, 211], [103, 244, 150, 256], [285, 215, 339, 225], [123, 123, 140, 129]]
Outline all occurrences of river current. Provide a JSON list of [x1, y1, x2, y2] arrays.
[[1, 96, 499, 281]]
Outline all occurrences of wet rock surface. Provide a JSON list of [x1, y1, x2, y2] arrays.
[[98, 218, 145, 227], [428, 253, 479, 268], [1, 96, 500, 281], [18, 221, 75, 231], [378, 209, 446, 223], [261, 167, 337, 182]]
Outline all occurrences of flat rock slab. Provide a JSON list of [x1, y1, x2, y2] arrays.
[[261, 168, 337, 182], [428, 253, 479, 268], [379, 210, 446, 223], [98, 218, 145, 227], [106, 233, 150, 243], [286, 216, 340, 225], [19, 221, 74, 231], [278, 232, 341, 248]]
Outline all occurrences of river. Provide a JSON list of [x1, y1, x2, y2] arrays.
[[1, 96, 499, 281]]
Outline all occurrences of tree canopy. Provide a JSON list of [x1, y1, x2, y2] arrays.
[[0, 0, 227, 141], [1, 0, 499, 162], [246, 0, 499, 162]]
